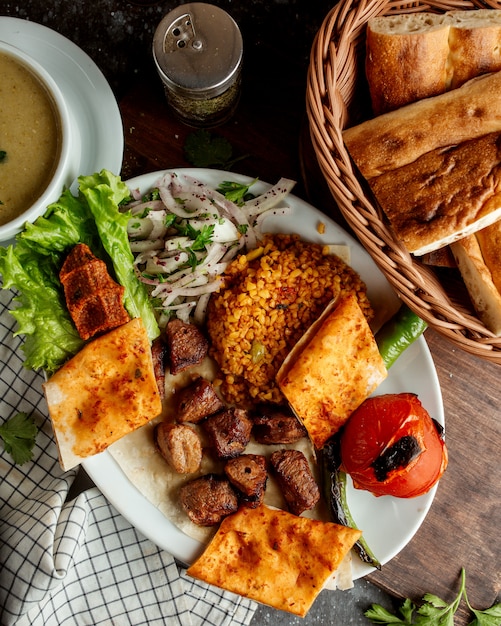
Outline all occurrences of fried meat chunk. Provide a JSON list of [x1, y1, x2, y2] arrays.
[[179, 474, 238, 526], [154, 422, 202, 474], [176, 377, 224, 424], [224, 454, 268, 508], [270, 449, 320, 516], [203, 408, 252, 460], [151, 336, 167, 400], [252, 404, 307, 444], [165, 318, 208, 375], [59, 243, 130, 340]]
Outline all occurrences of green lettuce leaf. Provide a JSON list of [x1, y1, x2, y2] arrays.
[[78, 171, 159, 341], [0, 237, 84, 373], [0, 170, 159, 374]]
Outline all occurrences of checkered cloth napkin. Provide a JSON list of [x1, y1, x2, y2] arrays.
[[0, 288, 257, 626]]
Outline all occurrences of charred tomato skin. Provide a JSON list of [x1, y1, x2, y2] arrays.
[[340, 393, 448, 498]]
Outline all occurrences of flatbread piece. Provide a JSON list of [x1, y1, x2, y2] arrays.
[[277, 294, 387, 449], [43, 317, 162, 470], [187, 503, 362, 617]]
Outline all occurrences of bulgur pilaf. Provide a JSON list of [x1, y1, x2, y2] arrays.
[[206, 234, 373, 406]]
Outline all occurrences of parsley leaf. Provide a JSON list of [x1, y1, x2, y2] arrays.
[[0, 412, 37, 465], [365, 599, 415, 624], [177, 221, 214, 250], [183, 130, 248, 169], [217, 179, 257, 205], [142, 187, 161, 202], [464, 574, 501, 626], [0, 150, 7, 163], [415, 591, 460, 625], [468, 604, 501, 626], [365, 570, 501, 626]]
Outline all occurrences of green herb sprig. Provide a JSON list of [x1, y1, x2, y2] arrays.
[[216, 179, 257, 205], [0, 412, 38, 465], [177, 221, 215, 251], [365, 569, 501, 625]]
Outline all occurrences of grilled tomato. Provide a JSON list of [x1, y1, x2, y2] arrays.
[[340, 393, 447, 498]]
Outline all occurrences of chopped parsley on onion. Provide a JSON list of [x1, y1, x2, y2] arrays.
[[123, 172, 295, 326]]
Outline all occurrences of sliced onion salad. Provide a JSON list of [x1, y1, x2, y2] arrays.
[[123, 171, 295, 326]]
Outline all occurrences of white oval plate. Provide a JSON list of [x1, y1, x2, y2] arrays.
[[83, 169, 444, 578], [0, 17, 124, 193]]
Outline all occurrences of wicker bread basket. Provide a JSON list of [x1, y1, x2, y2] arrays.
[[306, 0, 501, 363]]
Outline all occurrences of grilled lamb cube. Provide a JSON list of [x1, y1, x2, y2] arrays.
[[224, 454, 268, 508], [270, 449, 320, 516], [165, 318, 208, 375], [252, 404, 307, 444], [176, 377, 224, 424], [179, 474, 238, 526], [203, 408, 252, 459], [154, 422, 202, 474]]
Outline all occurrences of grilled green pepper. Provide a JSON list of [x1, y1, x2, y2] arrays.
[[321, 437, 381, 570], [376, 303, 427, 369]]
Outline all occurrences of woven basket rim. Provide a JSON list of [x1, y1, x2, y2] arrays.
[[306, 0, 501, 363]]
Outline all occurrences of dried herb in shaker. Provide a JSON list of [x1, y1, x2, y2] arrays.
[[153, 3, 243, 128]]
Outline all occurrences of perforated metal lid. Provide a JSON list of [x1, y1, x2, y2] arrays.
[[153, 3, 243, 100]]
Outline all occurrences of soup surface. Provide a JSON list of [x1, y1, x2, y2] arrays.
[[0, 51, 61, 226]]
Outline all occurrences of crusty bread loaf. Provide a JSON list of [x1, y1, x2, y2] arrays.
[[366, 10, 501, 114], [448, 10, 501, 89], [343, 70, 501, 180], [369, 132, 501, 256], [366, 13, 451, 115], [451, 220, 501, 335], [476, 220, 501, 293]]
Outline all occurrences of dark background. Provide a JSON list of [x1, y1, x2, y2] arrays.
[[0, 0, 332, 102]]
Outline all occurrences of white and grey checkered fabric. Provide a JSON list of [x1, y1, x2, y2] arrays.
[[0, 287, 257, 626]]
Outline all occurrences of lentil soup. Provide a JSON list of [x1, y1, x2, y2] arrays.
[[0, 51, 61, 225]]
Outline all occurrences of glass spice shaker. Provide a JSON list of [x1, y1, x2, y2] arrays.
[[153, 2, 243, 128]]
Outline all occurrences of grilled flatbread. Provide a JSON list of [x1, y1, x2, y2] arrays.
[[277, 294, 387, 449], [43, 317, 162, 470], [187, 503, 362, 617]]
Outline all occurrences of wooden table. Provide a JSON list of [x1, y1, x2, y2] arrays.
[[119, 71, 500, 625]]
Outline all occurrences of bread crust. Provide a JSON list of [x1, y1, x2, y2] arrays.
[[366, 13, 451, 115], [369, 132, 501, 255], [43, 318, 162, 470], [277, 294, 387, 449], [343, 71, 501, 180], [366, 10, 501, 114], [476, 220, 501, 293], [451, 230, 501, 336], [448, 10, 501, 88]]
